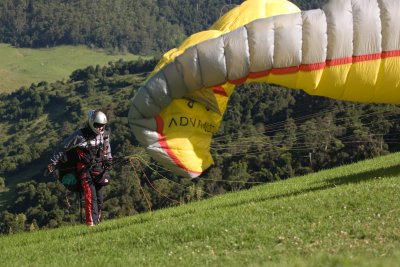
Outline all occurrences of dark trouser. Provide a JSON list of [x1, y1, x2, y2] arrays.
[[80, 172, 103, 225], [76, 159, 104, 225]]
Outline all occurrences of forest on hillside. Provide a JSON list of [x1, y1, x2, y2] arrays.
[[1, 58, 400, 233], [0, 0, 328, 55]]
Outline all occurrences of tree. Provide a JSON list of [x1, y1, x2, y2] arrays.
[[0, 212, 27, 234]]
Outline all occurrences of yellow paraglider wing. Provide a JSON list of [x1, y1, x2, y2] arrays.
[[129, 0, 400, 177]]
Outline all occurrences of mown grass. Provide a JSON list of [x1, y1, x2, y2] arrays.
[[1, 153, 400, 267], [0, 43, 141, 93]]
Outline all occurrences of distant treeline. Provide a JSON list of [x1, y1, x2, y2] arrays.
[[0, 0, 328, 55]]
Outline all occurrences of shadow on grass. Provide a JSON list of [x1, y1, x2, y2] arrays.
[[214, 164, 400, 210], [329, 164, 400, 185]]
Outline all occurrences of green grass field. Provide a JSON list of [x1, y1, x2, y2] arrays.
[[0, 43, 141, 93], [1, 153, 400, 266]]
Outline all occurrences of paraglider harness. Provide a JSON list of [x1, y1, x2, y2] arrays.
[[58, 128, 111, 192], [57, 128, 112, 221]]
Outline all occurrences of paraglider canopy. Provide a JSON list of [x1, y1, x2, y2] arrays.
[[129, 0, 400, 178]]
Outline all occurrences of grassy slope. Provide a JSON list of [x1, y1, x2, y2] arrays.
[[1, 153, 400, 267], [0, 43, 141, 93]]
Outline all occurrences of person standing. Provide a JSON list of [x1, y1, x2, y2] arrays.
[[48, 110, 112, 226]]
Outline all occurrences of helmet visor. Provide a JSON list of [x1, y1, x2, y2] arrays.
[[93, 123, 106, 129]]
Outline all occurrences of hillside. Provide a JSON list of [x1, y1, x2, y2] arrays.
[[1, 153, 399, 266], [0, 0, 329, 55], [0, 44, 141, 93]]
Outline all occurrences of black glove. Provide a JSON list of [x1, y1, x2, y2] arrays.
[[45, 164, 59, 179], [47, 163, 56, 173]]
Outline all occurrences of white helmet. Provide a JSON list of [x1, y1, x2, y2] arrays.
[[88, 110, 108, 134]]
